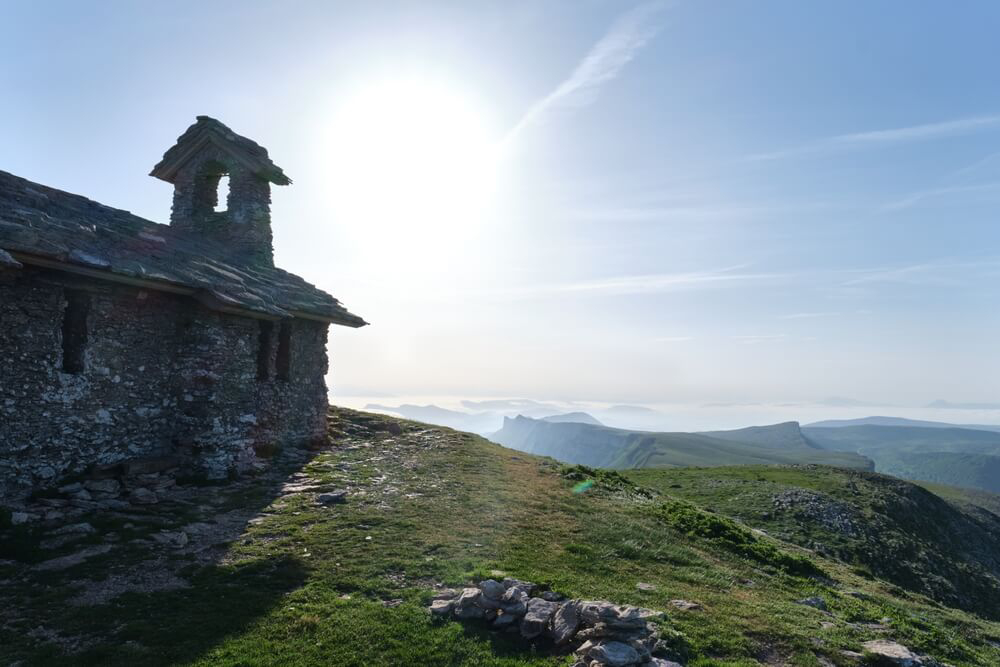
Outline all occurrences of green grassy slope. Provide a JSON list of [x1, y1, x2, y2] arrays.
[[626, 465, 1000, 621], [1, 409, 998, 666], [492, 417, 872, 471]]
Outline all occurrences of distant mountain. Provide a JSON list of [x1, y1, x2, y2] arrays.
[[364, 404, 502, 434], [701, 421, 819, 450], [540, 412, 603, 426], [805, 415, 1000, 433], [491, 416, 872, 470], [804, 424, 1000, 493]]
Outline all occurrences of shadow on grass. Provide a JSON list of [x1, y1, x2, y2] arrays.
[[71, 555, 308, 666], [0, 441, 327, 667], [455, 618, 569, 662]]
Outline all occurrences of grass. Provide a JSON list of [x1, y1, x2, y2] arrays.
[[1, 409, 999, 666]]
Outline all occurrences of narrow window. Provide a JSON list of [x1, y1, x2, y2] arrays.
[[276, 320, 292, 381], [61, 289, 90, 374], [214, 174, 230, 212], [256, 321, 273, 381]]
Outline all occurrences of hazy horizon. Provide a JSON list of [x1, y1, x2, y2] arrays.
[[5, 1, 1000, 407], [340, 392, 1000, 433]]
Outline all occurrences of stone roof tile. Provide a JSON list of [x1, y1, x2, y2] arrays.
[[0, 169, 365, 327]]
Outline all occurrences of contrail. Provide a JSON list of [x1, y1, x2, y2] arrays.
[[503, 1, 668, 146]]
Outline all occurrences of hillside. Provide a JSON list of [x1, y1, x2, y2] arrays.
[[627, 465, 1000, 621], [1, 409, 998, 666], [492, 416, 873, 470], [701, 422, 820, 450], [804, 425, 1000, 493]]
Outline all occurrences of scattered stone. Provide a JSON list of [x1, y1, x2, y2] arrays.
[[58, 482, 84, 494], [797, 596, 828, 612], [34, 545, 113, 571], [540, 590, 565, 602], [669, 599, 702, 612], [861, 640, 940, 666], [636, 582, 657, 592], [151, 531, 189, 549]]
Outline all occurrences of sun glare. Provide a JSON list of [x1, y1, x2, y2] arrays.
[[327, 78, 499, 258]]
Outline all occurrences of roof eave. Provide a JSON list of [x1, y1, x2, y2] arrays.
[[5, 250, 363, 325]]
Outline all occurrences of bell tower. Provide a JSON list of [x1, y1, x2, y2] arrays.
[[150, 116, 291, 267]]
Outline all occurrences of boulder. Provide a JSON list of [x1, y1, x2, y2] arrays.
[[585, 640, 641, 667], [861, 640, 938, 666], [520, 598, 560, 639], [501, 587, 529, 616], [492, 612, 518, 629], [317, 490, 348, 505], [453, 587, 482, 615], [503, 577, 536, 594], [669, 599, 703, 612], [578, 601, 647, 631], [549, 600, 580, 644], [479, 579, 506, 600], [432, 589, 458, 601], [429, 599, 453, 616], [797, 596, 828, 612]]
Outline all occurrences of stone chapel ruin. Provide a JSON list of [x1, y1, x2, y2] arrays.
[[0, 116, 365, 500]]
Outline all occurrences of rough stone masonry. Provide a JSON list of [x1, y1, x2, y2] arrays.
[[0, 116, 366, 501]]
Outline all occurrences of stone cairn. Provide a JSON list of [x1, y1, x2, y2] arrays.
[[430, 578, 684, 667]]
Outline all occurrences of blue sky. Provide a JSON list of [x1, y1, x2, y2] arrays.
[[4, 1, 1000, 412]]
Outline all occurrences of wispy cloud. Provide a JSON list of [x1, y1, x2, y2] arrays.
[[654, 335, 695, 343], [841, 258, 1000, 287], [504, 1, 667, 144], [778, 312, 839, 320], [492, 266, 785, 299], [731, 334, 787, 344], [881, 182, 1000, 211], [746, 114, 1000, 162]]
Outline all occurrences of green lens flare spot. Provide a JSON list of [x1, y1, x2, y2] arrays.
[[572, 479, 595, 494]]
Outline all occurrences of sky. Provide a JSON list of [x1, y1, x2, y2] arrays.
[[4, 1, 1000, 420]]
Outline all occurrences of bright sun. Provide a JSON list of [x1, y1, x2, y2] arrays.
[[327, 78, 499, 255]]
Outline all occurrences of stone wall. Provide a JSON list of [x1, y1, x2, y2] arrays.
[[0, 266, 330, 501]]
